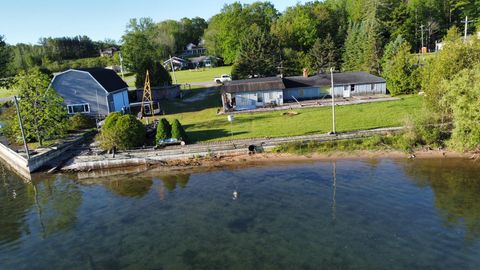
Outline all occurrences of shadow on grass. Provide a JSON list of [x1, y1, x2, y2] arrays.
[[186, 129, 248, 143], [160, 88, 222, 115]]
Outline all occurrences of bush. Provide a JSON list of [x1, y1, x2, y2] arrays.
[[98, 113, 146, 151], [68, 113, 96, 131], [156, 118, 172, 143], [171, 119, 188, 142]]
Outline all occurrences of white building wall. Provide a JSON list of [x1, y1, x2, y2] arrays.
[[234, 90, 283, 111]]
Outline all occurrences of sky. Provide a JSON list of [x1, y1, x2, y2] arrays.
[[0, 0, 307, 45]]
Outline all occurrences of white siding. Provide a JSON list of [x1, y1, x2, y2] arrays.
[[332, 83, 386, 97], [235, 90, 283, 111]]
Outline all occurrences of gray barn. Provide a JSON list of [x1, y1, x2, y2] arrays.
[[51, 68, 130, 118], [222, 72, 387, 111]]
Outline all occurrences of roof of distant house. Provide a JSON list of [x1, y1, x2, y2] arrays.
[[223, 77, 285, 93], [77, 68, 128, 92]]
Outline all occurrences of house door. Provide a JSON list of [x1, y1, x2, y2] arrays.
[[343, 85, 352, 98]]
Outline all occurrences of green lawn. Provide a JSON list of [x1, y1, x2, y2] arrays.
[[170, 66, 232, 84], [0, 88, 18, 99], [154, 93, 423, 143], [121, 66, 233, 87]]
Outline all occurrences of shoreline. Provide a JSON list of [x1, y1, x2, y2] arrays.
[[60, 149, 475, 178]]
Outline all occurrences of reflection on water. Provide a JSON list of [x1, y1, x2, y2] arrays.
[[402, 159, 480, 240], [0, 159, 479, 269]]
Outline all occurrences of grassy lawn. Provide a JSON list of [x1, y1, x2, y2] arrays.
[[0, 88, 18, 99], [121, 66, 233, 87], [153, 93, 423, 143], [170, 66, 232, 84]]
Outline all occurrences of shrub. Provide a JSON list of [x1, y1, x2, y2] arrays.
[[156, 118, 172, 143], [98, 113, 146, 151], [171, 119, 188, 142], [68, 113, 96, 131]]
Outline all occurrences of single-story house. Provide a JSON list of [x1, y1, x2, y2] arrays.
[[222, 72, 387, 111], [100, 47, 119, 57], [163, 57, 189, 71], [50, 68, 130, 117]]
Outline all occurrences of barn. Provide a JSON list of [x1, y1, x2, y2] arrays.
[[51, 68, 130, 118], [222, 72, 387, 112]]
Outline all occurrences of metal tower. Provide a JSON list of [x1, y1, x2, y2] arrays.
[[140, 70, 154, 118]]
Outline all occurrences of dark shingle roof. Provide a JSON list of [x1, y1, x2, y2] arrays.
[[284, 72, 386, 88], [223, 72, 385, 93], [223, 77, 285, 93], [78, 68, 128, 92]]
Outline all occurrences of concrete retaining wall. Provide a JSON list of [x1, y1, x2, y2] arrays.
[[0, 142, 30, 179], [64, 127, 403, 172]]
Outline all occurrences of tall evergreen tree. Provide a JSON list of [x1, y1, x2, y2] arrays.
[[308, 34, 337, 73], [231, 25, 281, 79]]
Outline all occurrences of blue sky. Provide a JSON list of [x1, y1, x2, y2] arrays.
[[0, 0, 307, 45]]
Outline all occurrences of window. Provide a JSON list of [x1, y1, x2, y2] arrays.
[[257, 93, 263, 103], [67, 103, 90, 114], [350, 85, 355, 92], [371, 84, 375, 91]]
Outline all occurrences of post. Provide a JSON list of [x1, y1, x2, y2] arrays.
[[465, 16, 469, 42], [330, 67, 336, 135], [169, 55, 178, 84], [14, 96, 30, 159], [119, 51, 125, 80], [420, 24, 425, 61]]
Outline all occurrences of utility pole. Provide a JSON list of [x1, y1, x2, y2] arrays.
[[14, 96, 30, 160], [420, 24, 425, 61], [119, 51, 125, 80], [330, 67, 336, 135], [462, 16, 474, 42], [169, 55, 178, 84]]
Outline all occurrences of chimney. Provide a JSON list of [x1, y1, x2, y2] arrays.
[[303, 68, 309, 78]]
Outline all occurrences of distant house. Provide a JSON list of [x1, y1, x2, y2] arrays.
[[190, 56, 222, 68], [51, 68, 130, 117], [163, 56, 189, 71], [99, 47, 119, 57], [183, 43, 206, 56], [222, 72, 386, 111]]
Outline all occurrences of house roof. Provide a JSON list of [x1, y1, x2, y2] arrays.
[[223, 77, 285, 93], [283, 72, 386, 88], [223, 72, 386, 93], [78, 68, 128, 92]]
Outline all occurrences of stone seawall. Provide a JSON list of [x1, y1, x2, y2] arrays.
[[63, 127, 403, 172]]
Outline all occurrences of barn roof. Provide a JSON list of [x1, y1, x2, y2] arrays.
[[223, 77, 285, 93], [78, 68, 128, 92]]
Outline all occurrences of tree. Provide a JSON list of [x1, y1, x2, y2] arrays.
[[135, 60, 172, 88], [203, 2, 279, 64], [231, 26, 280, 79], [421, 26, 480, 114], [308, 35, 337, 73], [156, 118, 172, 143], [9, 69, 68, 146], [171, 119, 188, 142], [382, 41, 419, 95], [0, 35, 13, 77], [342, 17, 382, 74], [98, 113, 146, 151], [442, 64, 480, 151]]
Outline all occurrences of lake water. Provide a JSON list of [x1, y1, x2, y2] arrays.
[[1, 158, 480, 269]]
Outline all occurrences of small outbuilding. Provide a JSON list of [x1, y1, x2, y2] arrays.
[[51, 68, 130, 118]]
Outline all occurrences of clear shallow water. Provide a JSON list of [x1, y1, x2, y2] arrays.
[[1, 159, 480, 270]]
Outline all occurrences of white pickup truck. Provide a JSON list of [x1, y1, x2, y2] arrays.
[[214, 74, 232, 84]]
